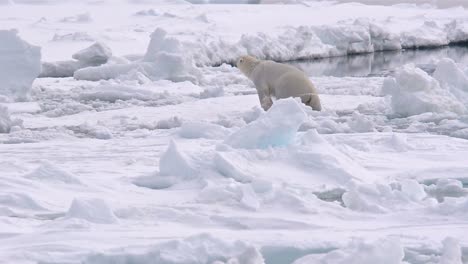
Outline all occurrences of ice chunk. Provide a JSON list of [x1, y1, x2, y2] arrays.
[[382, 64, 465, 117], [224, 98, 306, 149], [65, 198, 118, 224], [72, 42, 112, 65], [0, 105, 12, 133], [0, 29, 41, 101], [433, 58, 468, 94]]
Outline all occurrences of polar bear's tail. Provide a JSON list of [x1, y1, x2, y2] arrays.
[[300, 93, 322, 111]]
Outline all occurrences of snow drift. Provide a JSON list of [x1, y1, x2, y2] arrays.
[[0, 29, 41, 101]]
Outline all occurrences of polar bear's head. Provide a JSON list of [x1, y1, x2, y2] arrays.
[[236, 55, 260, 78]]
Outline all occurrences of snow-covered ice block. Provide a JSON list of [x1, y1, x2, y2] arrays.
[[224, 98, 306, 149], [292, 237, 404, 264], [0, 105, 11, 133], [433, 58, 468, 93], [160, 140, 198, 179], [84, 233, 264, 264], [383, 64, 465, 117], [39, 60, 83, 78], [72, 42, 112, 65], [0, 29, 41, 101], [65, 198, 118, 224], [425, 178, 468, 202], [401, 21, 449, 48]]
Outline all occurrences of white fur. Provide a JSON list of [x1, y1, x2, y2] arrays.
[[237, 55, 322, 111]]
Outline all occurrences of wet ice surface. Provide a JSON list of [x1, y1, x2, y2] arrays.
[[289, 45, 468, 77], [2, 1, 468, 264]]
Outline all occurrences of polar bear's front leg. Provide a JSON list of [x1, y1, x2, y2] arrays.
[[254, 82, 273, 111], [261, 96, 273, 111]]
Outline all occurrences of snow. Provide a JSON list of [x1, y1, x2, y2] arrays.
[[1, 1, 468, 263], [0, 29, 41, 101]]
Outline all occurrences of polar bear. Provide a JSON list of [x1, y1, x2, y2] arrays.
[[237, 55, 321, 111]]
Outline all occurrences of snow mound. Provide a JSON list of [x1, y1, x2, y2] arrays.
[[382, 63, 465, 117], [72, 42, 112, 65], [65, 198, 118, 224], [84, 233, 264, 264], [179, 121, 229, 139], [0, 192, 46, 212], [294, 129, 373, 184], [293, 237, 404, 264], [0, 29, 41, 101], [224, 98, 306, 149], [135, 140, 203, 189], [75, 28, 201, 83], [0, 105, 12, 133], [342, 180, 426, 213], [159, 140, 198, 179], [24, 161, 82, 185]]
